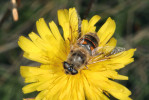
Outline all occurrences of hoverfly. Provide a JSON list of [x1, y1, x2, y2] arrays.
[[62, 10, 125, 75]]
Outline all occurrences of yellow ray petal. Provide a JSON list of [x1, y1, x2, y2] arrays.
[[68, 8, 79, 44], [81, 15, 100, 36], [58, 8, 79, 43], [37, 73, 65, 91], [81, 19, 88, 35], [18, 36, 41, 53], [31, 24, 66, 59], [57, 9, 69, 40], [115, 74, 128, 80], [91, 87, 109, 100], [98, 91, 110, 100], [22, 82, 43, 93], [24, 76, 38, 83], [76, 77, 85, 100], [37, 19, 67, 60], [82, 73, 102, 100], [41, 75, 67, 100], [49, 21, 63, 41], [83, 70, 108, 81], [103, 80, 132, 100], [28, 32, 49, 51], [70, 76, 78, 100], [103, 37, 117, 54], [48, 21, 67, 58], [23, 52, 50, 64], [109, 49, 136, 65], [58, 76, 72, 100], [90, 48, 136, 70], [40, 64, 63, 71], [91, 70, 128, 80], [89, 15, 101, 27], [91, 79, 132, 100], [20, 66, 50, 78], [18, 36, 52, 64], [58, 9, 69, 28], [20, 65, 62, 83], [35, 90, 48, 100], [19, 35, 63, 64], [36, 80, 53, 91], [97, 17, 116, 46], [36, 18, 53, 42], [88, 15, 101, 33]]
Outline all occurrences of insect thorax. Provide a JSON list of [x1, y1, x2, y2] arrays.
[[67, 46, 88, 70]]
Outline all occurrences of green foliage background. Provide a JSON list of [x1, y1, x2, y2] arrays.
[[0, 0, 149, 100]]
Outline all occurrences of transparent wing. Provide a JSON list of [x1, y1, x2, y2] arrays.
[[110, 47, 126, 55], [88, 46, 126, 64]]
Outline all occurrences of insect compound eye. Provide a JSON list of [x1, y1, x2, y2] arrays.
[[63, 61, 70, 69], [67, 67, 73, 71], [71, 69, 78, 75]]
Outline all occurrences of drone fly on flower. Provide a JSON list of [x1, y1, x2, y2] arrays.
[[63, 13, 125, 75]]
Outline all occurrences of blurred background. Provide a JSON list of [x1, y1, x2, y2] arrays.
[[0, 0, 149, 100]]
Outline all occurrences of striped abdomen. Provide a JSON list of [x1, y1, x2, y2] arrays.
[[78, 33, 99, 55]]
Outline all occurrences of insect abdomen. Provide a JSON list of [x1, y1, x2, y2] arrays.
[[78, 33, 99, 55]]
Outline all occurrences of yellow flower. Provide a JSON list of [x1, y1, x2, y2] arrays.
[[19, 8, 136, 100]]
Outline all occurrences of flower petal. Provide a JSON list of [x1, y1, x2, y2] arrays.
[[57, 9, 69, 28], [90, 49, 136, 70], [36, 18, 53, 42], [103, 80, 132, 100], [57, 9, 69, 40], [18, 36, 50, 64], [82, 73, 103, 100], [28, 32, 49, 51], [103, 37, 117, 54], [81, 15, 101, 36], [81, 19, 89, 35], [19, 24, 66, 64], [88, 15, 101, 27], [20, 66, 50, 78], [36, 19, 66, 56], [23, 52, 51, 64], [45, 75, 67, 100], [90, 79, 131, 100], [90, 70, 128, 80], [18, 36, 41, 53], [109, 49, 136, 65], [49, 21, 63, 41], [97, 17, 116, 46], [67, 76, 78, 100], [58, 8, 79, 44], [35, 90, 48, 100], [28, 30, 67, 64], [76, 75, 85, 100], [22, 82, 42, 93], [88, 15, 101, 32], [69, 8, 79, 41], [58, 76, 72, 100]]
